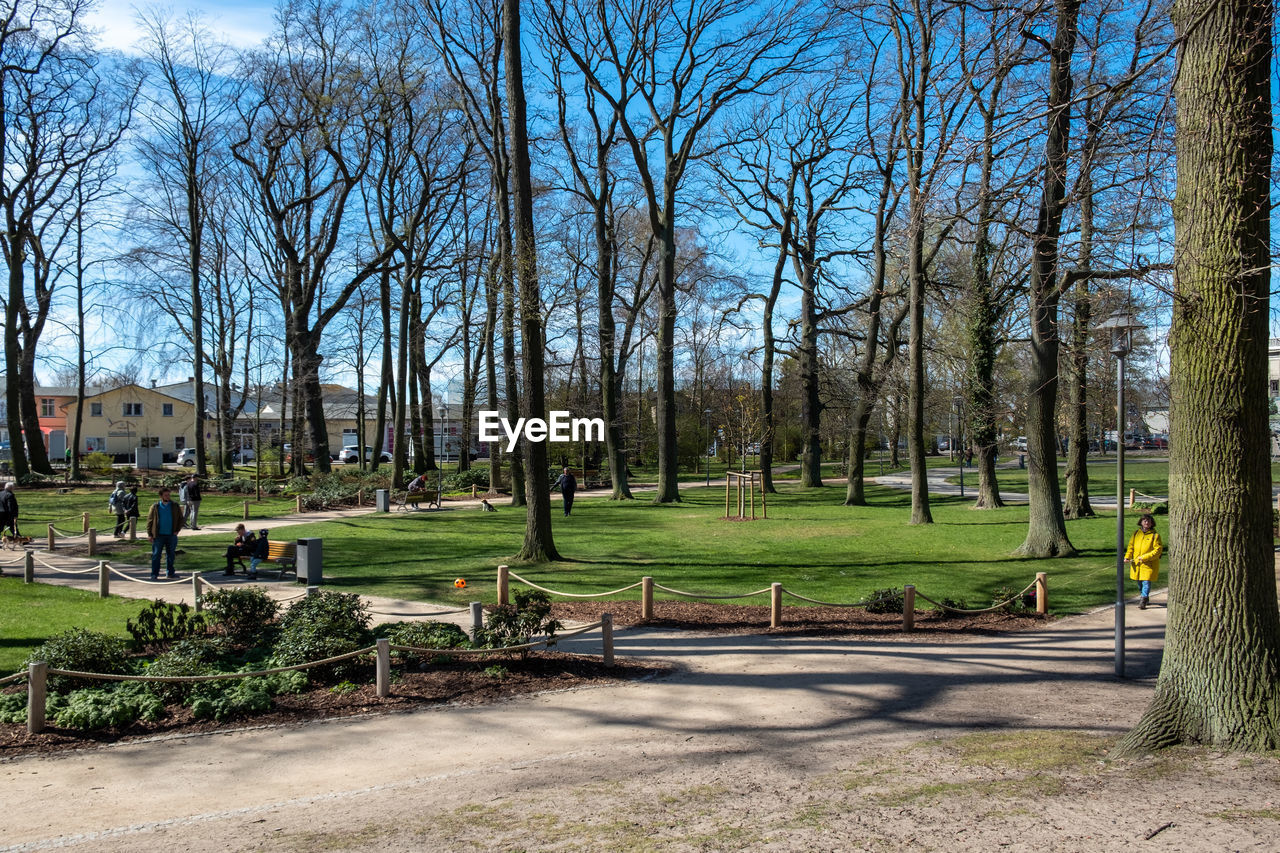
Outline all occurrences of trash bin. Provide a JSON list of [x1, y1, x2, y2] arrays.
[[375, 489, 390, 513], [296, 538, 323, 586]]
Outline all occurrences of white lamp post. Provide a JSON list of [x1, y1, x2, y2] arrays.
[[1097, 309, 1145, 677]]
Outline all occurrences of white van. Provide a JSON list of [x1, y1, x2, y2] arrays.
[[1012, 436, 1028, 451]]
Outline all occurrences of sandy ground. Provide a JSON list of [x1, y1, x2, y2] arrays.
[[3, 587, 1278, 852]]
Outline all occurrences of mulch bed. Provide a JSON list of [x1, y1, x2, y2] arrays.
[[0, 652, 664, 758], [551, 599, 1051, 637]]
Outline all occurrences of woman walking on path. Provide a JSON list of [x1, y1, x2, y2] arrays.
[[1124, 513, 1163, 610]]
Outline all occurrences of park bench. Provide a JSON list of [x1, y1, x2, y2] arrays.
[[247, 540, 297, 579], [397, 489, 441, 511]]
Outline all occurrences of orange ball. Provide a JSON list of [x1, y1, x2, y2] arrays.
[[454, 578, 467, 589]]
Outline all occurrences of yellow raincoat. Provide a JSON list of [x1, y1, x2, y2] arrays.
[[1125, 529, 1162, 582]]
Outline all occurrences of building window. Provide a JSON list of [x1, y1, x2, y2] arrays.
[[140, 436, 159, 448], [123, 402, 142, 417], [1271, 379, 1279, 395], [40, 398, 55, 417], [162, 403, 174, 417], [90, 402, 102, 417], [0, 401, 6, 418], [174, 436, 185, 451]]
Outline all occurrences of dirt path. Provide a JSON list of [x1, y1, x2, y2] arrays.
[[4, 592, 1277, 852]]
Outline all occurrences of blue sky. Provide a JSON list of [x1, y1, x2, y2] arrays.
[[88, 0, 274, 52]]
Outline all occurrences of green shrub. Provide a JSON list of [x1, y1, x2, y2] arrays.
[[272, 590, 374, 679], [991, 584, 1031, 613], [934, 597, 972, 615], [860, 587, 905, 614], [483, 664, 509, 680], [55, 683, 163, 730], [126, 599, 207, 650], [376, 621, 470, 658], [474, 590, 562, 658], [190, 680, 271, 721], [83, 451, 114, 475], [1132, 501, 1169, 515], [145, 638, 225, 702], [202, 586, 280, 646], [442, 465, 489, 492], [25, 628, 131, 691]]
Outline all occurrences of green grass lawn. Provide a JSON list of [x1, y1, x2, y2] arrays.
[[0, 578, 147, 674], [108, 481, 1134, 617], [7, 488, 300, 536], [951, 459, 1173, 497]]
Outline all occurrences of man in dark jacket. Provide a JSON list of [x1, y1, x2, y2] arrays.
[[184, 475, 203, 530], [223, 523, 257, 576], [553, 467, 577, 517], [0, 482, 17, 536]]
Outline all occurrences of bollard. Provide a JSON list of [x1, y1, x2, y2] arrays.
[[47, 523, 55, 551], [193, 575, 203, 613], [375, 638, 390, 698], [128, 517, 137, 541], [27, 661, 47, 734], [470, 601, 484, 643], [307, 585, 320, 598], [472, 484, 478, 498], [770, 583, 782, 628], [87, 528, 96, 556], [98, 560, 109, 598], [296, 495, 303, 513], [601, 613, 614, 667], [1036, 572, 1048, 616], [641, 576, 654, 622], [82, 512, 90, 533], [24, 551, 34, 583], [903, 584, 916, 632], [243, 500, 249, 520], [1129, 488, 1136, 508], [497, 564, 509, 606], [357, 489, 364, 507]]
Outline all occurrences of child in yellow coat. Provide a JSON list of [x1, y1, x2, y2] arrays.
[[1124, 513, 1162, 610]]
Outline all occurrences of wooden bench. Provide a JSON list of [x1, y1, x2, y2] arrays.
[[397, 489, 441, 511], [249, 540, 297, 578]]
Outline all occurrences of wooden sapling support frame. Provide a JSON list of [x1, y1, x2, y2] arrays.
[[724, 471, 766, 521]]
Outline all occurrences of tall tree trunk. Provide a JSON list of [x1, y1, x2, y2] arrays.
[[653, 224, 680, 503], [758, 232, 787, 495], [372, 270, 393, 471], [1119, 0, 1280, 755], [1063, 173, 1095, 519], [483, 254, 503, 492], [499, 186, 526, 507], [1015, 0, 1081, 557], [505, 0, 557, 560], [596, 185, 632, 500], [71, 206, 86, 479], [798, 262, 823, 488]]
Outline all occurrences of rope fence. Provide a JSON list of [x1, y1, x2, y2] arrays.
[[18, 617, 616, 734], [497, 565, 1050, 630]]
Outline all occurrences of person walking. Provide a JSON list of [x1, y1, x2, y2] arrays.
[[553, 467, 577, 517], [147, 487, 185, 579], [121, 485, 140, 538], [0, 482, 17, 537], [1124, 513, 1163, 610], [110, 481, 130, 537], [184, 474, 203, 530]]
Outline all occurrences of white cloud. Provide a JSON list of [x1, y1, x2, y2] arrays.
[[86, 0, 274, 54]]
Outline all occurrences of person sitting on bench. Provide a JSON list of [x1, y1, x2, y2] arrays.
[[246, 528, 270, 580], [223, 524, 257, 576], [407, 473, 429, 493]]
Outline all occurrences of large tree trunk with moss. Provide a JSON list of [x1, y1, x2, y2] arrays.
[[505, 0, 557, 561], [1118, 0, 1279, 755], [1062, 180, 1095, 519], [1015, 0, 1080, 557]]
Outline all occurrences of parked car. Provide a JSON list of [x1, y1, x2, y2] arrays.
[[282, 443, 316, 464], [338, 444, 392, 464], [177, 447, 198, 467], [1012, 436, 1028, 452], [232, 447, 256, 464]]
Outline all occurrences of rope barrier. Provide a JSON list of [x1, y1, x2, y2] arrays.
[[276, 591, 310, 602], [0, 670, 28, 686], [48, 525, 89, 539], [1132, 492, 1167, 503], [104, 564, 191, 585], [914, 578, 1039, 615], [652, 583, 773, 600], [366, 606, 471, 617], [506, 571, 642, 599], [779, 589, 871, 608], [31, 554, 100, 575], [0, 553, 29, 565], [47, 645, 378, 683]]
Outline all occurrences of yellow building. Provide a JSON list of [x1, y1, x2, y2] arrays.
[[60, 384, 197, 458]]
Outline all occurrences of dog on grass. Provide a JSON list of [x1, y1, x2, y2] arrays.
[[480, 499, 497, 512]]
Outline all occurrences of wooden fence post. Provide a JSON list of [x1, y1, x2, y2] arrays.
[[87, 528, 96, 556], [770, 583, 782, 628], [27, 661, 47, 734], [307, 585, 320, 598], [470, 601, 484, 643], [98, 561, 109, 598], [497, 565, 509, 606], [376, 638, 390, 698], [903, 585, 916, 632], [641, 576, 654, 622], [243, 500, 249, 520], [1129, 488, 1136, 508], [24, 551, 34, 583], [296, 495, 302, 513], [1036, 572, 1048, 615], [357, 489, 364, 507], [193, 575, 204, 612], [82, 512, 90, 533], [47, 524, 55, 551], [128, 517, 137, 541], [601, 613, 614, 667]]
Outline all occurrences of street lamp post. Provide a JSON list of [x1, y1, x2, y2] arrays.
[[703, 408, 712, 487], [1098, 309, 1145, 678]]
